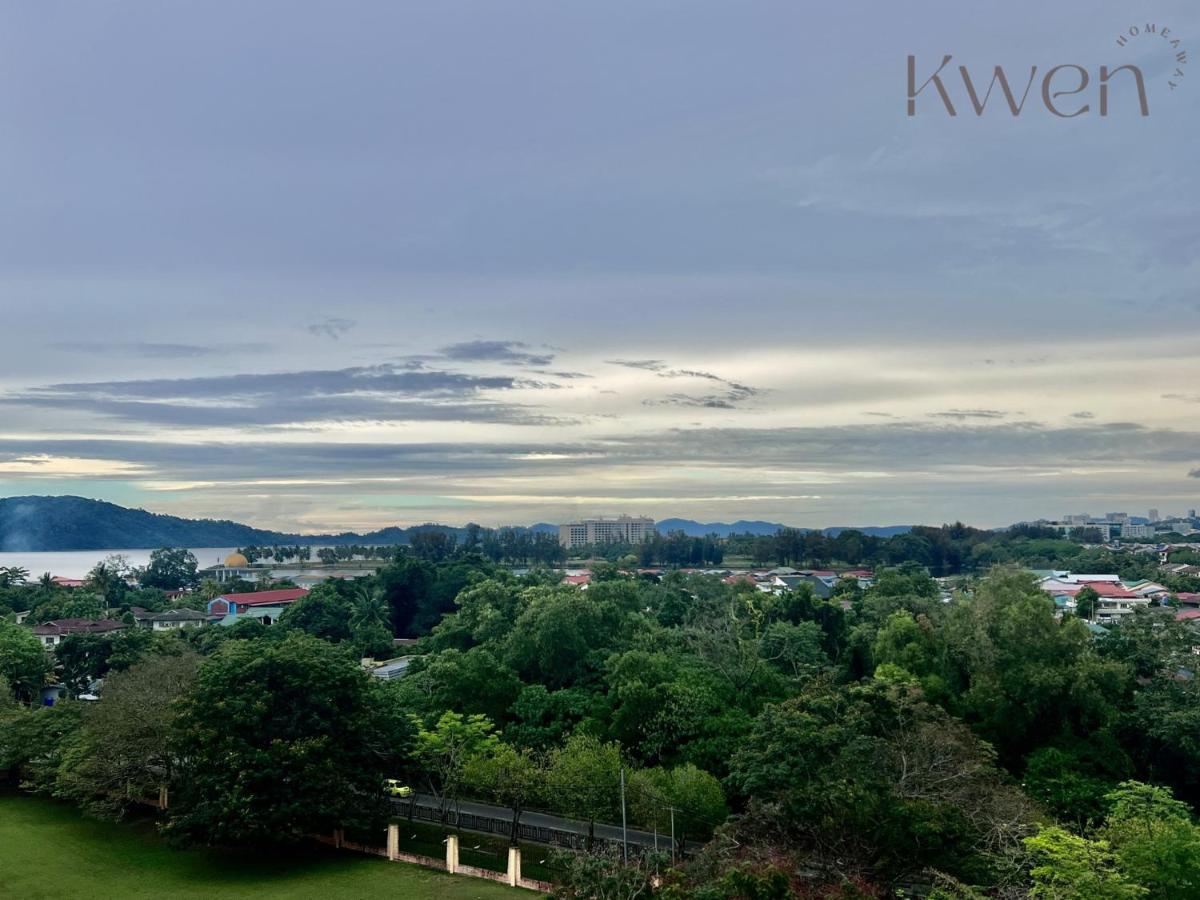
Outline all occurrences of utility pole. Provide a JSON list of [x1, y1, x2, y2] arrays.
[[669, 806, 676, 863], [619, 766, 628, 863]]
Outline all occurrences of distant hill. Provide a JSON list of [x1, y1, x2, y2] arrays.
[[0, 496, 912, 551], [0, 496, 292, 552], [655, 518, 912, 539]]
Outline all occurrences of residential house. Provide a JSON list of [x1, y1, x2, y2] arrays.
[[206, 588, 309, 626], [145, 609, 208, 631], [31, 618, 126, 649]]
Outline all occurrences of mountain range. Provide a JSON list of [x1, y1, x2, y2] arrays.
[[654, 518, 912, 538], [0, 495, 909, 552]]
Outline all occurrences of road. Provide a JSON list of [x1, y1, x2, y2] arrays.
[[391, 792, 697, 853]]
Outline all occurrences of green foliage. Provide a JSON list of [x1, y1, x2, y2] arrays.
[[412, 711, 499, 816], [505, 586, 620, 688], [1102, 781, 1200, 899], [1024, 825, 1147, 899], [546, 733, 623, 840], [139, 548, 200, 591], [0, 618, 51, 701], [627, 763, 726, 847], [0, 701, 84, 792], [727, 679, 1036, 884], [349, 584, 394, 658], [56, 652, 201, 817], [462, 743, 544, 842], [277, 582, 352, 642], [398, 648, 521, 726], [168, 633, 397, 846], [27, 590, 106, 624], [1022, 746, 1116, 830], [940, 568, 1129, 765]]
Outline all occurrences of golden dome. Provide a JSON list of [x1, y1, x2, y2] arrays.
[[224, 552, 249, 568]]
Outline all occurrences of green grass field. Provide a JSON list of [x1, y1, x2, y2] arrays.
[[0, 794, 532, 900]]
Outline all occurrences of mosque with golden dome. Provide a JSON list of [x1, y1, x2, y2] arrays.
[[208, 550, 258, 583]]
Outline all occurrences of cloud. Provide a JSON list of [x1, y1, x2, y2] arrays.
[[3, 420, 1194, 487], [1189, 468, 1200, 479], [0, 364, 572, 428], [929, 409, 1009, 420], [609, 359, 762, 409], [1069, 411, 1095, 419], [439, 340, 554, 367], [606, 359, 667, 372], [51, 341, 269, 358], [1163, 393, 1200, 404], [307, 318, 356, 340]]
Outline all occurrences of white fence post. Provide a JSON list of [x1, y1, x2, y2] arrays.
[[445, 834, 459, 874], [506, 846, 521, 886], [387, 823, 398, 861]]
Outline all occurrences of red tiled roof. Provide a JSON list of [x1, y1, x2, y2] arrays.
[[1175, 610, 1200, 621], [563, 575, 590, 585], [217, 588, 309, 607], [1080, 581, 1140, 599]]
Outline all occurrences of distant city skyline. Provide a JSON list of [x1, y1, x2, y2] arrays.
[[0, 1, 1197, 532]]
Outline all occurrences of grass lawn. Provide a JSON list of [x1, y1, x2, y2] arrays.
[[0, 794, 534, 900]]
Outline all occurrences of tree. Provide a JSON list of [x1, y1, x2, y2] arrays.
[[409, 529, 457, 562], [349, 584, 393, 659], [395, 648, 521, 726], [551, 845, 660, 900], [0, 566, 30, 588], [1102, 781, 1200, 899], [277, 582, 352, 642], [139, 548, 199, 591], [1022, 746, 1114, 831], [940, 567, 1128, 767], [0, 701, 83, 793], [727, 680, 1037, 885], [546, 733, 623, 847], [0, 619, 50, 702], [628, 763, 726, 852], [412, 711, 499, 822], [463, 742, 543, 844], [760, 620, 830, 679], [1075, 586, 1101, 622], [167, 633, 395, 846], [505, 587, 617, 689], [56, 652, 201, 818], [1024, 825, 1146, 899]]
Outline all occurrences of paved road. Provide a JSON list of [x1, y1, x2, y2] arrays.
[[392, 792, 695, 853]]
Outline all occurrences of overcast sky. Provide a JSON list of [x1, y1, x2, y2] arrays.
[[1, 1, 1198, 532]]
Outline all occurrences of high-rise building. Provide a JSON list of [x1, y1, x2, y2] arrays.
[[1149, 508, 1160, 522], [558, 516, 655, 549], [1122, 523, 1154, 539]]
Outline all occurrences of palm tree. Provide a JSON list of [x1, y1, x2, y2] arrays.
[[0, 566, 29, 588], [350, 584, 391, 633], [350, 584, 393, 660]]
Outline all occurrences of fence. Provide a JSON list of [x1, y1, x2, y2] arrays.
[[393, 797, 670, 856], [319, 826, 554, 893]]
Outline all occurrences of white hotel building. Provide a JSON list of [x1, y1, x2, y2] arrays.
[[559, 516, 656, 549]]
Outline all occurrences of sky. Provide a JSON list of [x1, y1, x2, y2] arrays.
[[0, 1, 1198, 532]]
